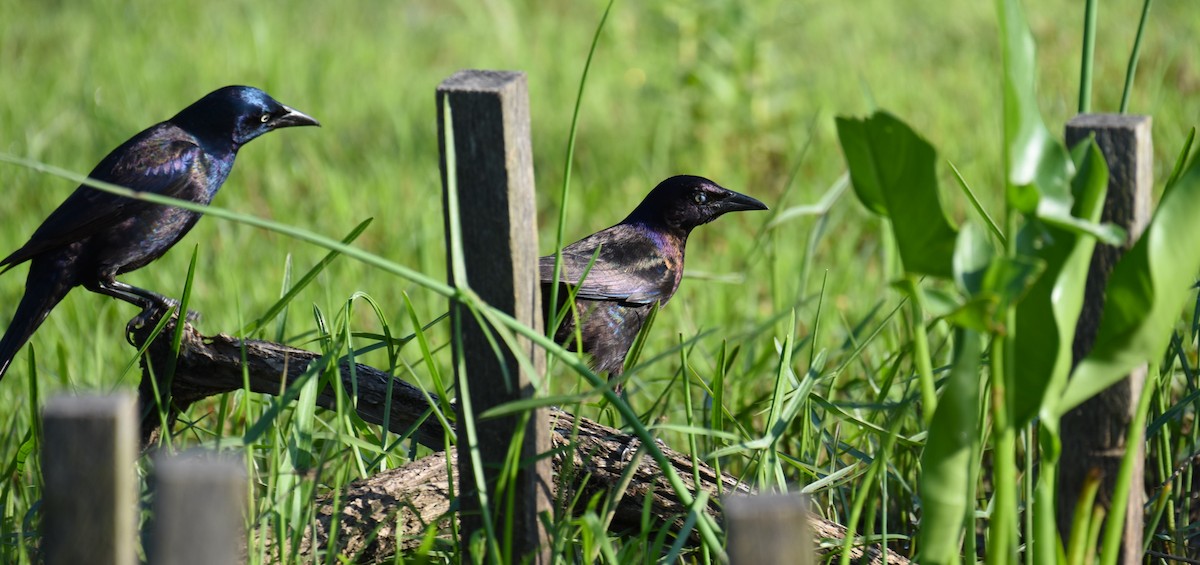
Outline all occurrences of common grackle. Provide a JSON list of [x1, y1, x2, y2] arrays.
[[0, 85, 319, 381], [540, 175, 767, 391]]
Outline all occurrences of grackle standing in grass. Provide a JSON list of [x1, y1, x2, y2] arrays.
[[0, 85, 319, 382], [540, 175, 767, 391]]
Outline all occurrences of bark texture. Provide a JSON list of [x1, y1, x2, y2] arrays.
[[131, 316, 907, 564]]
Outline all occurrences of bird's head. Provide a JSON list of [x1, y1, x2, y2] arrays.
[[625, 175, 768, 233], [170, 85, 320, 150]]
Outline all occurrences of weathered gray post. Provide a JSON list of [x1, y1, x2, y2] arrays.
[[151, 452, 246, 565], [726, 493, 813, 564], [1058, 114, 1152, 563], [42, 393, 137, 565], [437, 69, 551, 562]]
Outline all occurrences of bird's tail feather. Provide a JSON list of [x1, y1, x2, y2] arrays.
[[0, 264, 74, 383]]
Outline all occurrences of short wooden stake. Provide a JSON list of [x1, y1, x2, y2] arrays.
[[42, 393, 137, 565], [437, 69, 551, 563], [151, 452, 246, 565], [726, 493, 812, 565], [1059, 113, 1152, 564]]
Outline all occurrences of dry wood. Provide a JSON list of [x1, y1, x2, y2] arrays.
[[437, 69, 551, 561], [152, 453, 246, 565], [1060, 114, 1153, 563], [42, 394, 138, 565], [727, 493, 813, 564], [131, 316, 907, 564]]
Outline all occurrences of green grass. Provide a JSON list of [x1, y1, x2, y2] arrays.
[[1, 0, 1200, 562]]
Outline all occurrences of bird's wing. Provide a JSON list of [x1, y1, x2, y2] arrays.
[[539, 230, 676, 305], [0, 134, 203, 268]]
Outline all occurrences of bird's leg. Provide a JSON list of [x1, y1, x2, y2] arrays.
[[114, 280, 200, 324], [615, 421, 668, 462], [605, 368, 665, 460], [89, 278, 163, 309], [605, 370, 667, 462], [88, 278, 198, 341]]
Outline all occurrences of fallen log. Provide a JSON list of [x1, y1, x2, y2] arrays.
[[131, 316, 908, 564]]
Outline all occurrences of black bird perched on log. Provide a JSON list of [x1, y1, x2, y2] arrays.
[[0, 85, 319, 382], [540, 175, 767, 390]]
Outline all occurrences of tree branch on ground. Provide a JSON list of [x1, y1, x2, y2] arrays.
[[130, 314, 907, 564]]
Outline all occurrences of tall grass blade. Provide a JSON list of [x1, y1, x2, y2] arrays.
[[441, 98, 502, 564], [1078, 0, 1098, 113], [1097, 365, 1157, 565], [546, 0, 615, 343], [242, 218, 374, 336], [1118, 0, 1154, 113]]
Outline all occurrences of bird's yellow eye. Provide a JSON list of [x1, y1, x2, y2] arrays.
[[260, 113, 271, 123], [693, 191, 708, 204]]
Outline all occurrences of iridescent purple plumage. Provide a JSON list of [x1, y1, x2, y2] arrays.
[[540, 175, 767, 390], [0, 86, 319, 382]]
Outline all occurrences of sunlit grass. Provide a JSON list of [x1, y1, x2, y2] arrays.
[[0, 0, 1198, 562]]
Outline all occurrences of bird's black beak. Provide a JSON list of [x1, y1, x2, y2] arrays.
[[272, 105, 320, 128], [721, 190, 769, 213]]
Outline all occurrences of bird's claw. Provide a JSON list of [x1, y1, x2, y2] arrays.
[[618, 439, 637, 462], [126, 314, 150, 345], [617, 436, 666, 462], [124, 303, 199, 345], [126, 307, 163, 345]]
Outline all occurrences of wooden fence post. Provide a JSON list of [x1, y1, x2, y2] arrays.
[[437, 69, 551, 562], [151, 452, 246, 565], [41, 393, 137, 565], [726, 493, 812, 564], [1058, 114, 1152, 563]]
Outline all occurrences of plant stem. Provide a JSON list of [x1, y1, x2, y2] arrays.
[[1033, 422, 1063, 565], [988, 336, 1016, 565], [1119, 0, 1154, 113], [1078, 0, 1098, 113], [906, 276, 938, 426], [548, 0, 615, 344], [838, 409, 906, 565]]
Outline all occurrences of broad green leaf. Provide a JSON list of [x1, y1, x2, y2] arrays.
[[1007, 182, 1041, 215], [836, 111, 958, 278], [944, 296, 1000, 334], [917, 329, 982, 565], [954, 222, 994, 297], [946, 223, 1044, 334], [981, 254, 1045, 313], [998, 0, 1123, 247], [947, 257, 1045, 335], [922, 288, 963, 318], [893, 281, 977, 328], [836, 114, 888, 216], [1059, 152, 1200, 414], [1010, 138, 1109, 426], [1041, 210, 1126, 245], [998, 0, 1071, 209]]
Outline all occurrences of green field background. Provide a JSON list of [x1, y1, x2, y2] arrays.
[[0, 0, 1197, 557]]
